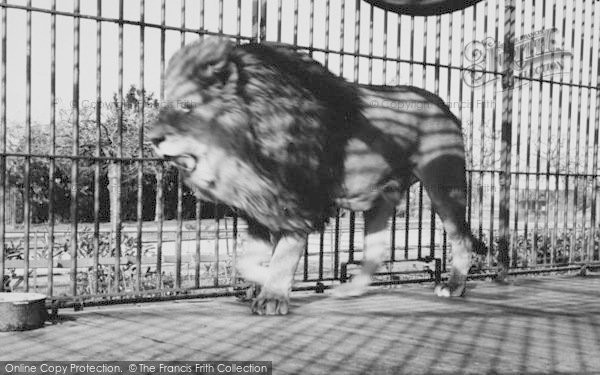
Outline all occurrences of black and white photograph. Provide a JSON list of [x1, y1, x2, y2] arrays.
[[0, 0, 599, 373]]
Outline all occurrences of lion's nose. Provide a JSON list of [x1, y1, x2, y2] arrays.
[[151, 135, 166, 147]]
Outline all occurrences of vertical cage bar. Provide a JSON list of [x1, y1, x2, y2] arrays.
[[231, 213, 238, 285], [523, 0, 536, 266], [213, 205, 220, 286], [465, 8, 473, 231], [405, 15, 415, 261], [218, 0, 223, 34], [0, 0, 6, 292], [478, 1, 487, 266], [136, 0, 146, 292], [545, 0, 557, 266], [113, 0, 124, 292], [156, 0, 166, 289], [533, 0, 546, 265], [552, 0, 568, 264], [430, 14, 441, 259], [583, 0, 596, 262], [417, 16, 427, 260], [324, 0, 330, 68], [309, 0, 314, 56], [333, 209, 340, 279], [489, 0, 499, 264], [589, 1, 600, 262], [497, 0, 516, 279], [70, 0, 81, 296], [572, 0, 587, 262], [260, 0, 266, 42], [174, 0, 186, 290], [511, 0, 523, 266], [348, 0, 361, 264], [195, 200, 202, 288], [276, 0, 282, 42], [93, 0, 102, 294], [293, 0, 299, 45], [194, 0, 205, 290], [510, 1, 524, 267], [23, 0, 31, 292], [564, 1, 577, 264], [47, 0, 57, 296]]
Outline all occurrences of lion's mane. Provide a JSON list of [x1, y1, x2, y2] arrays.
[[164, 38, 363, 234]]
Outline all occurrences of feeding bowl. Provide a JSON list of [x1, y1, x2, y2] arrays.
[[0, 292, 48, 331]]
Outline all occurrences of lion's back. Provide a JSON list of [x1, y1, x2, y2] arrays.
[[336, 85, 464, 211]]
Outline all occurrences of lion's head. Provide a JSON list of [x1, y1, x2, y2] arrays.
[[150, 37, 362, 234]]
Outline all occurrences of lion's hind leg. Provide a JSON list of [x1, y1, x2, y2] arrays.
[[332, 197, 396, 298], [414, 154, 486, 297]]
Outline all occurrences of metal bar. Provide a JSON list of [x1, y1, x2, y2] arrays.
[[23, 0, 31, 292], [135, 0, 145, 292], [0, 3, 251, 41], [579, 0, 594, 262], [293, 0, 299, 46], [260, 0, 266, 42], [174, 0, 186, 290], [511, 0, 525, 267], [92, 0, 101, 294], [113, 0, 124, 293], [430, 14, 441, 259], [252, 0, 258, 41], [497, 0, 516, 280], [156, 0, 166, 289], [478, 1, 486, 265], [545, 0, 557, 266], [522, 0, 537, 266], [0, 0, 6, 292], [213, 205, 219, 286], [218, 0, 223, 34], [309, 0, 314, 56], [47, 0, 57, 296], [324, 0, 330, 68], [277, 0, 282, 42], [417, 15, 427, 260], [70, 0, 81, 296], [572, 0, 587, 263], [533, 0, 545, 264], [318, 227, 324, 281], [552, 0, 568, 265], [194, 0, 204, 288], [333, 209, 340, 279], [590, 0, 600, 262], [488, 0, 500, 266], [195, 200, 202, 288], [565, 1, 577, 264]]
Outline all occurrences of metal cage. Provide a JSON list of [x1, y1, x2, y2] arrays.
[[0, 0, 599, 308]]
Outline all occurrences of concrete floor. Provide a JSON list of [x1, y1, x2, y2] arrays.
[[2, 275, 600, 374]]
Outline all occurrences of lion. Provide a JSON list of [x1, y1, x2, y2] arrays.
[[149, 37, 486, 315]]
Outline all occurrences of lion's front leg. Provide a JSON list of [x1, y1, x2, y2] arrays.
[[251, 234, 306, 315], [332, 198, 395, 298]]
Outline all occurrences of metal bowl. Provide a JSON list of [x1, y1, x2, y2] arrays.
[[0, 293, 48, 331]]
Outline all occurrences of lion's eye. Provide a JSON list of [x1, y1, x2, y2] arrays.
[[180, 102, 196, 114]]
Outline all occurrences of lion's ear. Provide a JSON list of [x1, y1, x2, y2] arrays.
[[195, 37, 237, 83]]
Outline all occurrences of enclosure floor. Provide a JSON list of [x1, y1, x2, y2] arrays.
[[2, 275, 600, 374]]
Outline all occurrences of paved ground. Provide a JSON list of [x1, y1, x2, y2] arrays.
[[2, 274, 600, 374]]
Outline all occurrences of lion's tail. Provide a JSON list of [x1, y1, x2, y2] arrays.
[[471, 235, 488, 256]]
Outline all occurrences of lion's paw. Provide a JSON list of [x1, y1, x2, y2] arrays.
[[331, 275, 370, 298], [251, 289, 290, 315], [434, 282, 466, 298]]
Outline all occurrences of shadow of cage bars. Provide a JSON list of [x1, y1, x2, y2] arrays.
[[0, 0, 599, 307]]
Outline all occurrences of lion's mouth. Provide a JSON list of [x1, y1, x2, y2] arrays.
[[164, 154, 197, 173]]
